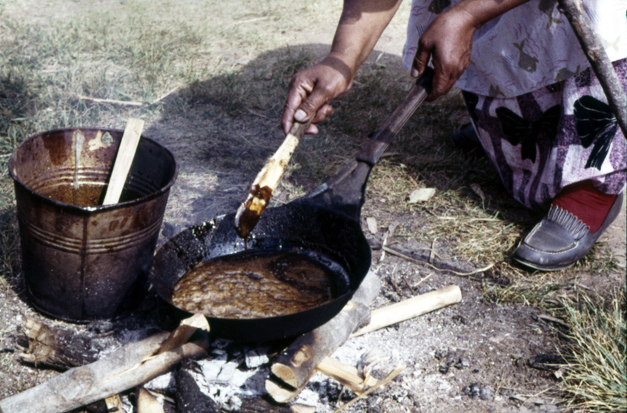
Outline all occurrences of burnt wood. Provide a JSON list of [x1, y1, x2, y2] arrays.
[[19, 317, 101, 370], [175, 360, 219, 413]]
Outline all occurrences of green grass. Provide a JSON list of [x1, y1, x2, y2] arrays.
[[560, 291, 626, 412]]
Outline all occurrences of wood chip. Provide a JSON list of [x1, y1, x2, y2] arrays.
[[366, 217, 378, 234], [407, 188, 435, 203]]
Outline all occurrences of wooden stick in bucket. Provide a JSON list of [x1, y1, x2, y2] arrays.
[[102, 118, 144, 205]]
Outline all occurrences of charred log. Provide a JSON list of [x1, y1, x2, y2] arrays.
[[175, 359, 219, 413], [19, 317, 101, 370]]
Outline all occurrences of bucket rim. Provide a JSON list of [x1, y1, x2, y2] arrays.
[[8, 127, 179, 213]]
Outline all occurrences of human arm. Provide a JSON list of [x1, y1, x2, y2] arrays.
[[412, 0, 530, 101], [281, 0, 403, 134]]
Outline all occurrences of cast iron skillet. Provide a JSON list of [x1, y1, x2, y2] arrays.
[[150, 69, 433, 343]]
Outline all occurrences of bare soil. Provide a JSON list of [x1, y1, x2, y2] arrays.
[[0, 1, 624, 412]]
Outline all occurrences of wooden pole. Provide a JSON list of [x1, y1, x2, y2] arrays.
[[557, 0, 627, 137], [266, 270, 381, 403], [351, 285, 462, 337], [0, 317, 210, 413]]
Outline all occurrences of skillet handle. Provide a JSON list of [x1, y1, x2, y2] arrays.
[[355, 67, 433, 165]]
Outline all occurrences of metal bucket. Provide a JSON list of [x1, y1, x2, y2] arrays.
[[9, 128, 178, 321]]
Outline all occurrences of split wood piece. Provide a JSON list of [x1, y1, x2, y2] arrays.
[[334, 362, 406, 413], [155, 313, 209, 355], [557, 0, 627, 137], [104, 395, 121, 412], [315, 357, 378, 394], [0, 333, 208, 413], [234, 119, 312, 239], [351, 285, 462, 337], [19, 317, 101, 370], [137, 387, 165, 413], [102, 118, 144, 205], [266, 270, 381, 403]]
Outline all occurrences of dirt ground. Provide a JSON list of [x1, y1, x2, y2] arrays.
[[0, 1, 625, 412]]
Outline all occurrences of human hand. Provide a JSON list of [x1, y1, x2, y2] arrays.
[[411, 8, 477, 101], [281, 55, 355, 135]]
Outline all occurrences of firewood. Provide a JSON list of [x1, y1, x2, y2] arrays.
[[334, 362, 406, 413], [315, 357, 378, 393], [175, 359, 219, 413], [0, 321, 210, 413], [137, 387, 165, 413], [266, 270, 381, 403], [351, 285, 462, 337], [156, 313, 209, 355], [104, 395, 121, 412], [19, 317, 101, 370]]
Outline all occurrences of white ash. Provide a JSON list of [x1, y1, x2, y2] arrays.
[[143, 331, 406, 412], [245, 346, 270, 368], [145, 371, 175, 393]]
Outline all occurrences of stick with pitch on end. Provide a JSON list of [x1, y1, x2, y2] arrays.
[[234, 119, 312, 239]]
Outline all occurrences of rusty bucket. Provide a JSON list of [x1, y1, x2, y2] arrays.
[[9, 128, 178, 321]]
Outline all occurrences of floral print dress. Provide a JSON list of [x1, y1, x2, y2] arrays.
[[403, 0, 627, 210]]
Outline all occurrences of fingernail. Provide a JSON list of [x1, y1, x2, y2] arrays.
[[294, 109, 307, 122], [411, 67, 419, 78]]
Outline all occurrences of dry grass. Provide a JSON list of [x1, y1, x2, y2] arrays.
[[559, 291, 626, 412]]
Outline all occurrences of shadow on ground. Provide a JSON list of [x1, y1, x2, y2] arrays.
[[143, 43, 533, 247]]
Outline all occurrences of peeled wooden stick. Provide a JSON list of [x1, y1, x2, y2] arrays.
[[102, 118, 144, 205], [0, 315, 209, 413], [351, 285, 462, 337], [234, 119, 312, 239], [315, 357, 378, 394], [266, 270, 381, 403]]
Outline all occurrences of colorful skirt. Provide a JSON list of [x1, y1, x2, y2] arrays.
[[463, 58, 626, 211]]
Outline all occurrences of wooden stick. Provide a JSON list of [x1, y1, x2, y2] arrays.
[[557, 0, 627, 137], [102, 118, 144, 205], [266, 270, 381, 403], [74, 94, 147, 106], [1, 339, 208, 413], [234, 119, 312, 239], [0, 320, 210, 413], [137, 387, 165, 413], [0, 332, 167, 413], [315, 357, 378, 393], [333, 363, 405, 413], [351, 285, 462, 337]]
